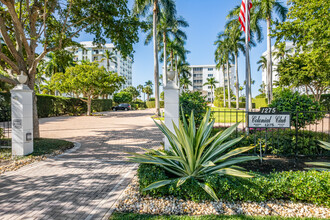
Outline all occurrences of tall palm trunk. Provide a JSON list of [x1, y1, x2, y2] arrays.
[[266, 17, 273, 104], [235, 53, 239, 109], [227, 60, 231, 108], [163, 32, 167, 87], [211, 86, 213, 104], [222, 65, 226, 107], [153, 0, 160, 115], [107, 58, 110, 71]]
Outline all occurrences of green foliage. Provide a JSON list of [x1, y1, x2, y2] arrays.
[[129, 110, 258, 201], [146, 101, 164, 108], [214, 87, 235, 101], [122, 86, 140, 101], [305, 141, 330, 171], [269, 89, 325, 129], [131, 101, 147, 109], [255, 93, 266, 99], [32, 138, 74, 156], [0, 93, 112, 118], [274, 0, 330, 101], [138, 163, 330, 206], [179, 91, 209, 127], [160, 91, 164, 101], [253, 98, 268, 109], [213, 99, 256, 109], [211, 128, 329, 157], [51, 62, 124, 115], [320, 94, 330, 111], [114, 92, 133, 104]]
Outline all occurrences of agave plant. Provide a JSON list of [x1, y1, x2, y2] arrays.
[[128, 110, 258, 200], [305, 141, 330, 171]]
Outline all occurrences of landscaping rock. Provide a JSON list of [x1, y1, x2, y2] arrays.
[[115, 176, 330, 218]]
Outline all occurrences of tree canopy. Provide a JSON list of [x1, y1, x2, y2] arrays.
[[274, 0, 330, 101], [50, 62, 124, 115]]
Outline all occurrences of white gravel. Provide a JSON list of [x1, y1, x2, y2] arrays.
[[115, 176, 330, 218]]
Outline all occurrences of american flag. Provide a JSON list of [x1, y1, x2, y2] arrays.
[[239, 0, 253, 41]]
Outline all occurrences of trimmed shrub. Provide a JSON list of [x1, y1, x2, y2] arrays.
[[211, 128, 329, 156], [1, 93, 112, 118], [320, 94, 330, 111], [113, 92, 132, 104], [131, 101, 147, 109], [179, 91, 209, 127], [146, 101, 164, 108], [253, 98, 268, 108], [214, 99, 256, 109], [269, 90, 325, 129], [138, 163, 330, 206]]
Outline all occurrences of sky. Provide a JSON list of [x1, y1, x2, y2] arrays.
[[76, 0, 288, 97]]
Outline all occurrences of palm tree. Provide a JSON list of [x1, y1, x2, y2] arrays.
[[143, 85, 153, 101], [145, 80, 153, 87], [257, 56, 267, 72], [215, 32, 233, 108], [227, 0, 287, 104], [253, 0, 288, 103], [133, 0, 176, 116], [215, 55, 227, 108], [203, 77, 219, 104], [180, 75, 192, 91], [102, 49, 117, 71], [137, 84, 144, 100]]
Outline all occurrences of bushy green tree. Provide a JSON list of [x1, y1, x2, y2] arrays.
[[114, 92, 133, 104], [51, 62, 124, 116], [0, 0, 141, 137], [269, 89, 325, 129], [274, 0, 330, 101], [122, 86, 140, 101], [179, 91, 209, 127]]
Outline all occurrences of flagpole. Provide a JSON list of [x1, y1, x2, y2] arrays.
[[245, 0, 250, 131]]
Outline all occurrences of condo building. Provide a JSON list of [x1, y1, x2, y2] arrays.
[[187, 65, 236, 102], [67, 41, 133, 89]]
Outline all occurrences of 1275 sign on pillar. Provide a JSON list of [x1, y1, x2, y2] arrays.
[[248, 108, 290, 128]]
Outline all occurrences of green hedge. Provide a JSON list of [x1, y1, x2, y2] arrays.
[[253, 98, 268, 108], [0, 93, 112, 118], [210, 128, 330, 156], [214, 99, 256, 109], [138, 164, 330, 206], [320, 94, 330, 111], [131, 101, 147, 109], [146, 101, 164, 108]]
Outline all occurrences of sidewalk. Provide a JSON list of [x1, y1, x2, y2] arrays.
[[0, 109, 162, 219]]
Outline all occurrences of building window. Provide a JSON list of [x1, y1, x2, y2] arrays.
[[208, 74, 213, 77], [93, 50, 99, 54], [193, 67, 203, 72], [208, 92, 211, 95], [208, 86, 211, 89], [208, 68, 213, 71]]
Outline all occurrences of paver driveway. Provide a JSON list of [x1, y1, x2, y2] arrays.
[[0, 109, 163, 220]]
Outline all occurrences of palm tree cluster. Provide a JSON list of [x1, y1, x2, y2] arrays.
[[215, 0, 287, 108], [133, 0, 190, 115]]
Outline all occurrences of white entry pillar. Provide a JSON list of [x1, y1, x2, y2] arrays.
[[164, 70, 179, 151], [11, 74, 34, 156]]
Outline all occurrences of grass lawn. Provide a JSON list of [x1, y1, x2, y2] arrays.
[[0, 138, 74, 174], [151, 109, 246, 123], [110, 213, 323, 220]]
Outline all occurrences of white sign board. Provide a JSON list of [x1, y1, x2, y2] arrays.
[[248, 113, 290, 128]]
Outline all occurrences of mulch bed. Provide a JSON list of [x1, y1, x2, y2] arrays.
[[240, 156, 330, 173]]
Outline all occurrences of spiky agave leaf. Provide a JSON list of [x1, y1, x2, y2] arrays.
[[128, 109, 258, 201], [304, 141, 330, 171]]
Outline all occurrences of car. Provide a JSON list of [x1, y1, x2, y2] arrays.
[[112, 103, 131, 111]]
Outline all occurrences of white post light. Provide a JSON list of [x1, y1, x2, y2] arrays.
[[163, 69, 179, 150], [11, 71, 34, 156]]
